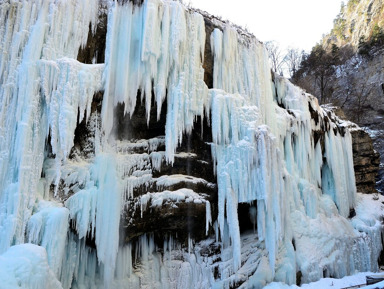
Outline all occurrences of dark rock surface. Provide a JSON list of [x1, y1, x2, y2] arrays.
[[351, 129, 380, 193], [77, 11, 107, 64], [115, 92, 218, 243]]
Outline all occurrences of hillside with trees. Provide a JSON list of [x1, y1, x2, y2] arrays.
[[289, 0, 384, 192]]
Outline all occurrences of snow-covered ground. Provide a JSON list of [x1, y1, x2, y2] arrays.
[[1, 246, 383, 289], [266, 272, 384, 289], [0, 244, 62, 289]]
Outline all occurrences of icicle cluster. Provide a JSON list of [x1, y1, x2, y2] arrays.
[[102, 0, 210, 163], [0, 0, 100, 254], [207, 22, 365, 283]]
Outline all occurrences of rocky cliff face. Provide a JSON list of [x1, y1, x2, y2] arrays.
[[338, 50, 384, 191], [330, 1, 384, 193], [297, 0, 384, 193], [323, 0, 384, 49], [351, 129, 380, 193], [331, 107, 380, 193], [0, 1, 383, 289]]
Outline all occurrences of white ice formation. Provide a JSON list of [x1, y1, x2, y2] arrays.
[[0, 0, 382, 289]]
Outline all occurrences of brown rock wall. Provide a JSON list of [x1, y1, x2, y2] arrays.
[[351, 129, 380, 193]]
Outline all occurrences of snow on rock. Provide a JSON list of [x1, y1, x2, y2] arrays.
[[361, 279, 384, 289], [140, 188, 208, 208], [0, 244, 63, 289], [139, 188, 212, 232], [154, 174, 215, 189], [265, 271, 384, 289]]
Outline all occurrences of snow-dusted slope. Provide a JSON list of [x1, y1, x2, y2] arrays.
[[0, 1, 382, 288]]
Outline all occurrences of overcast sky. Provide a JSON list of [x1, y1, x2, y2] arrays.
[[190, 0, 344, 52]]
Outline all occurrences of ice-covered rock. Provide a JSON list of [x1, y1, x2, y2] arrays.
[[0, 244, 63, 289]]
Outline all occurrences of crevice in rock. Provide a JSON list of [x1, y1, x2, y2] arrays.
[[238, 202, 258, 234], [77, 12, 107, 64], [114, 91, 167, 141]]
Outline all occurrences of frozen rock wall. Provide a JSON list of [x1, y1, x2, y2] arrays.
[[0, 1, 382, 289]]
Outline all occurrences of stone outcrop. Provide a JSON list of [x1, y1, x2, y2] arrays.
[[331, 106, 380, 193], [351, 129, 380, 193]]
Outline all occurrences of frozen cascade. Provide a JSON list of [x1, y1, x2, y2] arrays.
[[210, 26, 276, 133], [209, 89, 285, 273], [0, 0, 382, 289], [0, 0, 99, 255], [102, 0, 209, 163]]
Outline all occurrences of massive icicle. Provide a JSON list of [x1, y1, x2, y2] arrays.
[[102, 0, 209, 163]]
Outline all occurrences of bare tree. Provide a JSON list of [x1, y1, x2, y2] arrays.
[[338, 73, 374, 123], [265, 41, 285, 75], [295, 45, 337, 103], [353, 82, 373, 123], [338, 77, 354, 109], [284, 47, 303, 78]]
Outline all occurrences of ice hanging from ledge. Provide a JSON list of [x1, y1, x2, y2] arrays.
[[0, 0, 100, 254], [209, 23, 360, 279], [102, 0, 210, 163], [209, 25, 285, 273]]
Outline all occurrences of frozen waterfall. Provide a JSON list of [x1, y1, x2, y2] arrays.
[[0, 0, 382, 288]]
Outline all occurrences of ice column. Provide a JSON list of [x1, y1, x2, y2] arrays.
[[210, 26, 276, 133], [62, 153, 122, 289], [210, 88, 285, 272], [209, 23, 286, 273]]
